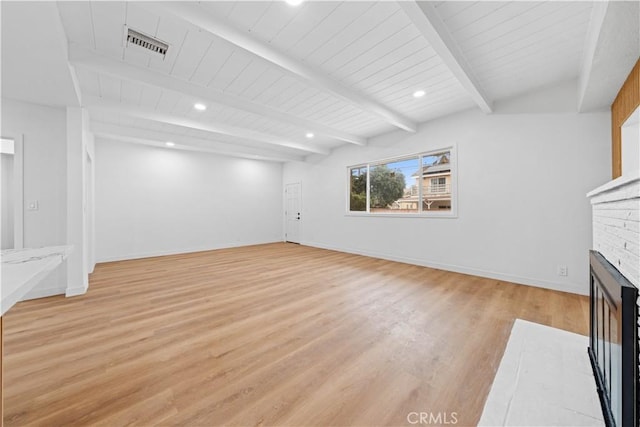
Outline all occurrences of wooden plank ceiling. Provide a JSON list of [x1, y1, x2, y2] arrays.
[[57, 1, 595, 162]]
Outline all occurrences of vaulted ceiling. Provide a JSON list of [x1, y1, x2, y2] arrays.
[[3, 1, 639, 162]]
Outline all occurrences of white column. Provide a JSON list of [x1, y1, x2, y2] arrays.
[[66, 107, 88, 296]]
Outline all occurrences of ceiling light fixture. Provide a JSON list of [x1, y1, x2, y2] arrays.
[[413, 90, 426, 98], [165, 141, 175, 147], [306, 132, 314, 139], [285, 0, 304, 6], [194, 103, 207, 111]]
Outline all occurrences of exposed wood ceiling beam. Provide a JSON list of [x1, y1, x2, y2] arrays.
[[83, 96, 330, 156], [577, 1, 610, 112], [92, 122, 304, 162], [399, 1, 493, 113], [147, 2, 417, 132], [69, 45, 366, 146]]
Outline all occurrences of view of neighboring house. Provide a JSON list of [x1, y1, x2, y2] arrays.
[[395, 152, 452, 211]]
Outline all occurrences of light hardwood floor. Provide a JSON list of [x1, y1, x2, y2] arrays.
[[3, 243, 589, 426]]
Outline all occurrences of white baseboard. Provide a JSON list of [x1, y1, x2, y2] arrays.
[[22, 286, 65, 301], [21, 285, 87, 300], [95, 239, 587, 295], [96, 239, 283, 263], [301, 240, 587, 296], [66, 285, 88, 297]]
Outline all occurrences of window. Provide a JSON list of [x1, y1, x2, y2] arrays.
[[347, 148, 455, 216], [370, 157, 420, 213], [349, 166, 367, 211], [430, 177, 446, 193]]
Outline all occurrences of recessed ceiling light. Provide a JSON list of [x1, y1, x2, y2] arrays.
[[165, 141, 175, 147], [194, 103, 207, 111], [306, 132, 314, 139], [413, 90, 426, 98], [285, 0, 304, 6]]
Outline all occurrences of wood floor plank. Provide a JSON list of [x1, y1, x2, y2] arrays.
[[2, 243, 590, 426]]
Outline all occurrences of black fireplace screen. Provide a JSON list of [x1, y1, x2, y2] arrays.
[[588, 250, 639, 427]]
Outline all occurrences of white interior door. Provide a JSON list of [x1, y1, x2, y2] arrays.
[[285, 183, 301, 244]]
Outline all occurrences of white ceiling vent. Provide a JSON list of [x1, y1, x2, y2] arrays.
[[125, 27, 168, 58]]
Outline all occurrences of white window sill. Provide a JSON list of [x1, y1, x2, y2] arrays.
[[344, 212, 458, 219]]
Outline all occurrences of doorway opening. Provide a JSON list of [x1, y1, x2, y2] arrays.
[[1, 136, 24, 250]]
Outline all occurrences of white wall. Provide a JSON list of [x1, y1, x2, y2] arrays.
[[1, 98, 68, 296], [284, 107, 611, 295], [95, 139, 283, 261], [621, 108, 639, 178]]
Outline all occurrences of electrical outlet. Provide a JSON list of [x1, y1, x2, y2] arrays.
[[557, 265, 568, 277], [27, 200, 39, 211]]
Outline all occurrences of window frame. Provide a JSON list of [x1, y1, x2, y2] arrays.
[[345, 146, 457, 218]]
